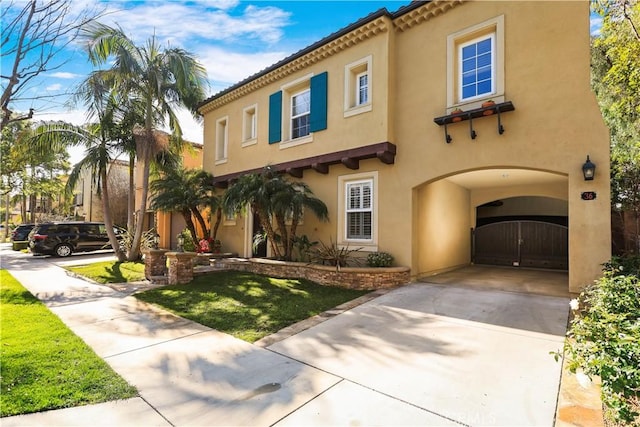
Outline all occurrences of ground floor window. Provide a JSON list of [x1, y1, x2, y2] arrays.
[[338, 171, 378, 250], [346, 180, 372, 240]]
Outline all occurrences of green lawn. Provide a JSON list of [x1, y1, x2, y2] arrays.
[[135, 270, 370, 342], [66, 261, 146, 284], [0, 270, 137, 417]]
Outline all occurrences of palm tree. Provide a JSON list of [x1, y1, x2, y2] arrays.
[[30, 121, 127, 261], [150, 165, 217, 244], [223, 166, 328, 260], [82, 23, 208, 260], [28, 69, 136, 260], [271, 181, 328, 260], [224, 166, 283, 258]]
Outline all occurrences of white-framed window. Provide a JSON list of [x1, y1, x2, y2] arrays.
[[346, 181, 372, 240], [270, 72, 327, 148], [357, 72, 369, 105], [215, 116, 228, 164], [337, 171, 378, 250], [242, 105, 257, 147], [290, 89, 311, 139], [279, 74, 313, 148], [344, 55, 372, 117], [447, 15, 504, 110], [459, 34, 495, 101]]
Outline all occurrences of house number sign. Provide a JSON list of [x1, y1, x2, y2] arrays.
[[581, 191, 597, 200]]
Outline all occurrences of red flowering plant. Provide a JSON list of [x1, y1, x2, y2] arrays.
[[197, 237, 221, 253]]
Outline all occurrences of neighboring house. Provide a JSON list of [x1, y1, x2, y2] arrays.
[[72, 159, 129, 225], [139, 141, 205, 250], [197, 0, 610, 292]]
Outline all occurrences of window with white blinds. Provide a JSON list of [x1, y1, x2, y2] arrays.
[[346, 180, 373, 240]]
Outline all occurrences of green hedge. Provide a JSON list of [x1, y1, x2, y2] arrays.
[[563, 258, 640, 425]]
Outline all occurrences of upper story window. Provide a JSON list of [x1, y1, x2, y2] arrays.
[[357, 72, 369, 105], [291, 89, 310, 139], [215, 116, 228, 164], [459, 34, 494, 101], [344, 55, 372, 117], [269, 72, 328, 148], [242, 105, 257, 147], [447, 15, 504, 110]]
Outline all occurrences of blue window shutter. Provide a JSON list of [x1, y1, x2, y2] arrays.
[[269, 91, 282, 144], [310, 72, 328, 132]]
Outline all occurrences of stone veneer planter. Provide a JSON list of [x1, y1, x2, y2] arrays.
[[222, 258, 410, 290]]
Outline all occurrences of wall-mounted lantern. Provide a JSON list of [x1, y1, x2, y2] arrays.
[[153, 234, 160, 249], [177, 235, 184, 252], [582, 155, 596, 181]]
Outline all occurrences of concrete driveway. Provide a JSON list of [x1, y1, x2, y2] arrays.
[[269, 275, 570, 426]]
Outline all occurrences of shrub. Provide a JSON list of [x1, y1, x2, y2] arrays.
[[366, 252, 394, 267], [603, 254, 640, 277], [563, 262, 640, 426], [309, 239, 362, 268], [119, 227, 159, 256], [177, 229, 196, 252]]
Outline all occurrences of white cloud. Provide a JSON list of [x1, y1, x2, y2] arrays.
[[46, 83, 62, 91], [174, 108, 203, 145], [198, 46, 287, 91], [50, 72, 81, 79], [34, 109, 91, 126], [102, 2, 291, 47]]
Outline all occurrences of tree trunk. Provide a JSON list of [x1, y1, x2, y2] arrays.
[[127, 137, 151, 261], [191, 206, 209, 240], [127, 152, 135, 232], [182, 208, 198, 245], [4, 192, 10, 239], [211, 207, 222, 241], [100, 168, 126, 262], [258, 207, 281, 258], [274, 213, 288, 260], [289, 215, 300, 261]]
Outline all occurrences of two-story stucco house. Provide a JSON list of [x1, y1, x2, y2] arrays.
[[198, 0, 611, 292]]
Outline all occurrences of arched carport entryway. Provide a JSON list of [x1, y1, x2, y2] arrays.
[[415, 168, 569, 283]]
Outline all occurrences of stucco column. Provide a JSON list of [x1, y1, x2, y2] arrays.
[[143, 249, 169, 279], [568, 168, 612, 293], [166, 252, 196, 285]]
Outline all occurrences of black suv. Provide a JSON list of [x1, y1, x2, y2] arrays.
[[11, 224, 35, 241], [28, 222, 120, 257]]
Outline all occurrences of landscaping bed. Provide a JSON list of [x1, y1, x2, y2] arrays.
[[221, 258, 411, 290]]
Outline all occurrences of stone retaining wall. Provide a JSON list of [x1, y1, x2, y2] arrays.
[[222, 258, 410, 290]]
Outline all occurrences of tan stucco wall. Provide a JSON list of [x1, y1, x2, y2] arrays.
[[201, 1, 610, 292], [415, 179, 471, 276], [202, 21, 394, 175], [393, 1, 610, 291]]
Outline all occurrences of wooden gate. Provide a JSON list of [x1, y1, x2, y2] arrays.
[[473, 220, 568, 270]]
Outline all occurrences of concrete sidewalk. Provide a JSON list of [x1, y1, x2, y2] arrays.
[[1, 247, 582, 426], [1, 249, 345, 426]]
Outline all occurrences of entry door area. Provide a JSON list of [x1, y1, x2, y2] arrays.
[[473, 221, 568, 270]]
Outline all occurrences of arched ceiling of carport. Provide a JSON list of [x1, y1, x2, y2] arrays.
[[444, 169, 567, 190]]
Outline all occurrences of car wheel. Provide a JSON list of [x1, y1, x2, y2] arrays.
[[55, 243, 73, 257]]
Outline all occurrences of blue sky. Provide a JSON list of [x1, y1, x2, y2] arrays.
[[4, 0, 603, 153]]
